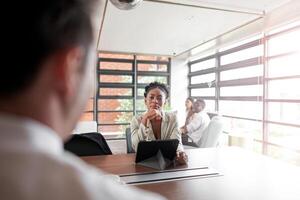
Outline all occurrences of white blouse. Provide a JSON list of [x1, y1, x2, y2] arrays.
[[131, 111, 183, 152]]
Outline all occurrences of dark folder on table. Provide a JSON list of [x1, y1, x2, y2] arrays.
[[135, 139, 179, 170]]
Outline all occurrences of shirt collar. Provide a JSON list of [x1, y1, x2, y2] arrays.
[[0, 113, 63, 155]]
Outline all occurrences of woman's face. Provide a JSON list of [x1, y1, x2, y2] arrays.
[[144, 87, 166, 110], [185, 99, 193, 110]]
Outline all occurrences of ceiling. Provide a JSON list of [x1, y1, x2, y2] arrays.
[[97, 0, 291, 57]]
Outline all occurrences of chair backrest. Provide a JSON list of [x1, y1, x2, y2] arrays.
[[64, 132, 112, 156], [198, 116, 223, 148], [125, 127, 135, 153]]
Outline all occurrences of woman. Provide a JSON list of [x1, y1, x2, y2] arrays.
[[181, 97, 195, 144], [131, 82, 188, 165], [184, 97, 195, 126]]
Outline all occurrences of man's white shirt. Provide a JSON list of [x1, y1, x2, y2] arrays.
[[0, 113, 166, 200], [186, 111, 210, 145]]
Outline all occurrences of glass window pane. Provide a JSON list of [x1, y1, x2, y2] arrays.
[[224, 117, 262, 141], [136, 55, 169, 61], [99, 125, 128, 138], [138, 63, 168, 72], [220, 85, 262, 96], [191, 88, 215, 96], [136, 99, 146, 111], [253, 141, 263, 154], [79, 112, 93, 121], [191, 73, 215, 84], [268, 28, 300, 56], [268, 21, 300, 35], [266, 144, 300, 166], [268, 102, 300, 125], [203, 100, 215, 112], [136, 111, 145, 116], [99, 88, 132, 96], [100, 75, 132, 83], [220, 65, 263, 81], [84, 99, 94, 112], [221, 45, 263, 65], [268, 53, 300, 77], [219, 100, 262, 119], [136, 101, 170, 112], [137, 76, 167, 84], [98, 99, 133, 111], [137, 88, 145, 97], [268, 79, 300, 99], [219, 34, 262, 52], [98, 112, 133, 124], [100, 62, 132, 70], [268, 124, 300, 151], [99, 53, 134, 59], [190, 58, 215, 72]]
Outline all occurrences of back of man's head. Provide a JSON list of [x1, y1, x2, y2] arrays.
[[193, 98, 206, 113], [2, 0, 95, 97]]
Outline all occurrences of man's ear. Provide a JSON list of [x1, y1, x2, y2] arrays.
[[53, 47, 85, 102]]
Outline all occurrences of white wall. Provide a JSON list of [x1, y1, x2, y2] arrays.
[[170, 57, 189, 127]]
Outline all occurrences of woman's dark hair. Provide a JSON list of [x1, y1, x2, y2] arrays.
[[144, 82, 169, 98], [186, 97, 194, 103]]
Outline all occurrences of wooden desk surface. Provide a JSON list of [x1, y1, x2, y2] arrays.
[[81, 147, 300, 200]]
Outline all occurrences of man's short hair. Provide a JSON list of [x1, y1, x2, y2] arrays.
[[195, 98, 206, 109], [2, 0, 95, 97]]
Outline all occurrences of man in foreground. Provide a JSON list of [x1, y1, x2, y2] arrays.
[[0, 0, 165, 199]]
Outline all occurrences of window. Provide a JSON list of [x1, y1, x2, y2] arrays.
[[267, 53, 300, 77], [137, 76, 168, 84], [268, 124, 300, 151], [190, 58, 215, 72], [188, 23, 300, 165], [100, 75, 132, 83], [267, 102, 300, 125], [221, 45, 263, 65], [219, 100, 262, 120], [268, 29, 300, 56], [191, 73, 215, 84], [220, 65, 263, 81], [268, 79, 300, 99], [223, 117, 262, 141], [264, 24, 300, 163], [203, 100, 215, 112], [220, 85, 262, 97], [191, 88, 215, 96], [97, 54, 171, 139]]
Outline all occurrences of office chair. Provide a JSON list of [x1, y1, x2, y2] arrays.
[[125, 127, 135, 153], [198, 116, 223, 148], [64, 132, 112, 156]]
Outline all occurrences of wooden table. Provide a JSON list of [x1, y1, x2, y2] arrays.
[[81, 147, 300, 200]]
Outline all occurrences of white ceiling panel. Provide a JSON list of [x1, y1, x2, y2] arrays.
[[176, 0, 291, 13], [97, 0, 292, 56]]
